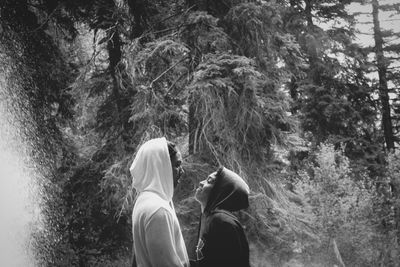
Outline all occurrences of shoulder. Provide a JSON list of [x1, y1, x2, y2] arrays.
[[149, 206, 174, 220], [209, 210, 237, 223], [136, 192, 171, 211], [144, 206, 178, 231], [208, 210, 240, 229], [134, 192, 173, 223]]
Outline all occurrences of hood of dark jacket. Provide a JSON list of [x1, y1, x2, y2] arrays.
[[204, 166, 250, 213]]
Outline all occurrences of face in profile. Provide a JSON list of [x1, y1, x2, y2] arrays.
[[195, 171, 217, 206], [170, 151, 183, 188]]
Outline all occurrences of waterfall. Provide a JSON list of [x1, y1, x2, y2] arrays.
[[0, 59, 40, 266]]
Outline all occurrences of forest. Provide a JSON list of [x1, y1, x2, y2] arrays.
[[1, 0, 400, 266]]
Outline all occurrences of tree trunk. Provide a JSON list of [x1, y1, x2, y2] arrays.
[[188, 97, 195, 154], [304, 0, 320, 84], [108, 27, 123, 129], [188, 95, 201, 155], [304, 0, 314, 28], [332, 238, 346, 267], [127, 0, 146, 38], [372, 0, 395, 150]]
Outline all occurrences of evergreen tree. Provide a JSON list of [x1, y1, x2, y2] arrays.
[[350, 4, 400, 264], [352, 0, 400, 151], [179, 1, 314, 263], [282, 0, 383, 168], [183, 1, 298, 161], [372, 0, 395, 150]]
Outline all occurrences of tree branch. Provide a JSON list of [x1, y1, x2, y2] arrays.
[[150, 57, 187, 88], [30, 4, 61, 33]]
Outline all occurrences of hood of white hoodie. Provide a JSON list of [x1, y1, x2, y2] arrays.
[[129, 137, 174, 201]]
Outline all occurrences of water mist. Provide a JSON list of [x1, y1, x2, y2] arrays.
[[0, 64, 41, 266]]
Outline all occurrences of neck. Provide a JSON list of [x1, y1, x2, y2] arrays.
[[196, 199, 206, 213], [200, 203, 206, 213], [195, 195, 208, 213]]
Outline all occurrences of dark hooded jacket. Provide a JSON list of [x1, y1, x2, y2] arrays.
[[194, 167, 250, 267]]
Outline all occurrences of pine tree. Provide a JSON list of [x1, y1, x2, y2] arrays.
[[372, 0, 395, 150], [352, 0, 400, 151], [282, 0, 383, 166], [183, 1, 297, 160], [350, 4, 400, 263]]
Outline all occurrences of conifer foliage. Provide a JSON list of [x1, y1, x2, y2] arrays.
[[352, 0, 400, 150], [2, 0, 400, 266]]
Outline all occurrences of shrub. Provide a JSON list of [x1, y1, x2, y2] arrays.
[[295, 143, 377, 266]]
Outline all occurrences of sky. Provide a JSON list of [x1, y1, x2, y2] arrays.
[[345, 1, 400, 89], [348, 0, 400, 46]]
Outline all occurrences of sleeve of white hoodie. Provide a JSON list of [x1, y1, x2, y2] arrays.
[[145, 207, 188, 267]]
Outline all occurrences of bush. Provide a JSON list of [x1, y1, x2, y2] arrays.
[[295, 143, 378, 266]]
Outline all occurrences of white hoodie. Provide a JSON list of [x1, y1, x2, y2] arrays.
[[130, 137, 189, 267]]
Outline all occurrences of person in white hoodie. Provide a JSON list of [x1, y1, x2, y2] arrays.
[[130, 137, 189, 267]]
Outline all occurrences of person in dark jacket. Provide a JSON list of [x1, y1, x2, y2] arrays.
[[192, 166, 251, 267]]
